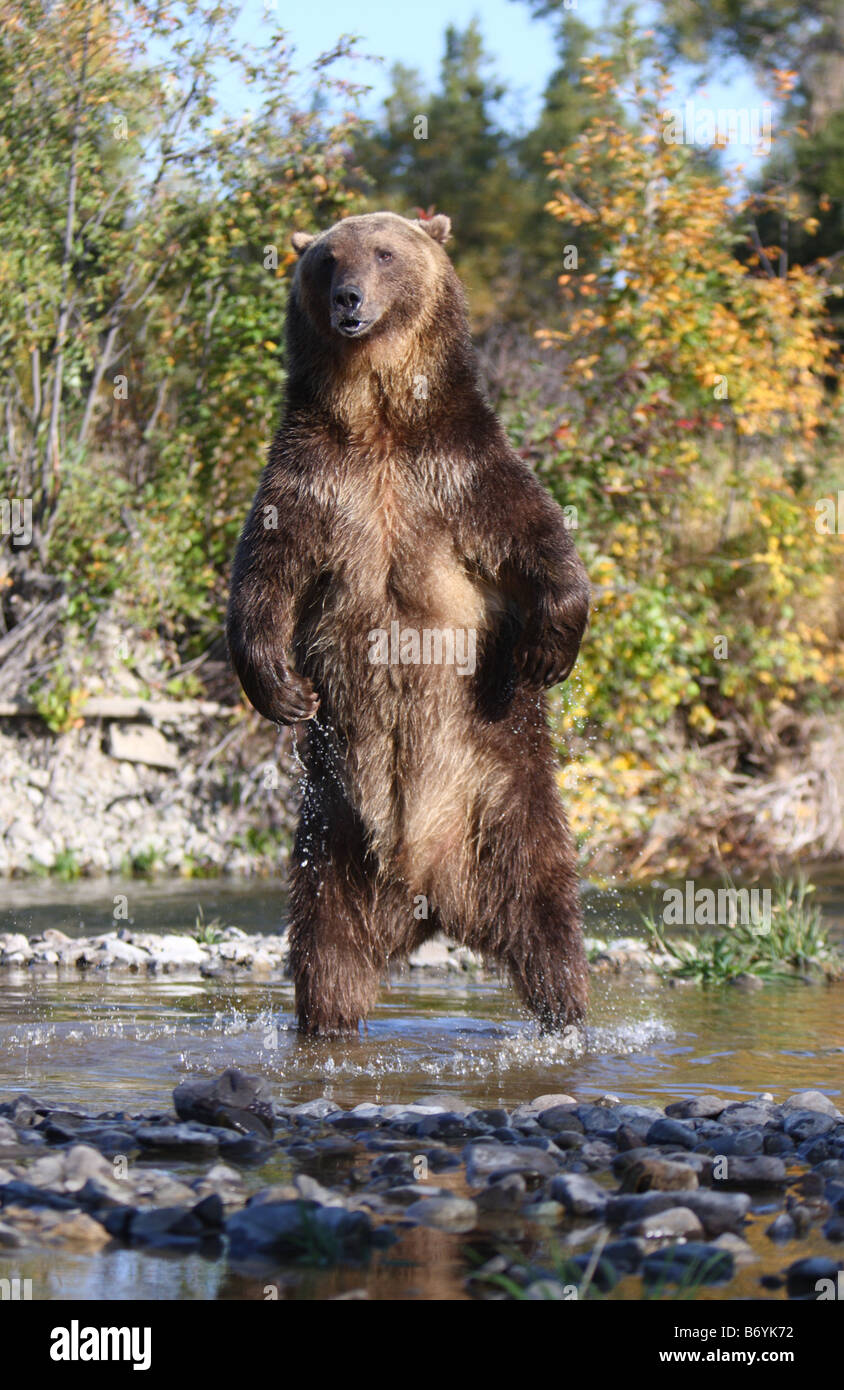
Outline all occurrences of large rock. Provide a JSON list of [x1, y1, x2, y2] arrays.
[[403, 1196, 478, 1231], [626, 1206, 705, 1240], [464, 1141, 560, 1183], [606, 1189, 750, 1236], [226, 1200, 381, 1260], [642, 1242, 734, 1285], [712, 1155, 788, 1189], [108, 723, 178, 770], [549, 1173, 609, 1217], [782, 1090, 841, 1119], [173, 1068, 275, 1138]]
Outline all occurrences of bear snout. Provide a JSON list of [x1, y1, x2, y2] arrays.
[[333, 283, 363, 312]]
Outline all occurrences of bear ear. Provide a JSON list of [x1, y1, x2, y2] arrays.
[[415, 214, 452, 246], [291, 230, 316, 255]]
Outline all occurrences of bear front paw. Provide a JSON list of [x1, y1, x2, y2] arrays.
[[515, 632, 578, 690], [266, 667, 320, 724]]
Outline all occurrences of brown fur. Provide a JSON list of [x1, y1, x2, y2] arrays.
[[227, 211, 591, 1035]]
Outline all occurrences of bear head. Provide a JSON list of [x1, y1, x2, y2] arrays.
[[289, 211, 455, 348]]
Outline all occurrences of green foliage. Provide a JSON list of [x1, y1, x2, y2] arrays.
[[642, 877, 843, 983], [192, 907, 225, 944], [0, 0, 364, 658]]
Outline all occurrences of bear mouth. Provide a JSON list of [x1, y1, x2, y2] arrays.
[[334, 315, 372, 338]]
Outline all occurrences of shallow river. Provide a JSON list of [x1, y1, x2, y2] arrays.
[[0, 869, 842, 1299]]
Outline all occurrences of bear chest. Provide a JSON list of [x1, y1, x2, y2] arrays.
[[326, 466, 486, 629]]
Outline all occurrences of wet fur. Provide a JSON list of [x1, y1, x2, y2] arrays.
[[227, 213, 591, 1035]]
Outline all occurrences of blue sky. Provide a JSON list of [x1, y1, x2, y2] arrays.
[[236, 0, 770, 172]]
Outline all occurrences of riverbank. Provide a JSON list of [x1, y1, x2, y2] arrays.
[[3, 708, 843, 882]]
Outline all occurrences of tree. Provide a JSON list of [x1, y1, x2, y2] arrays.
[[0, 0, 362, 653]]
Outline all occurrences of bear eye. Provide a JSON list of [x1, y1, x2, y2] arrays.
[[375, 248, 394, 264]]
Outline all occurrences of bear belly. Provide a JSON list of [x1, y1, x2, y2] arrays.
[[303, 516, 503, 880]]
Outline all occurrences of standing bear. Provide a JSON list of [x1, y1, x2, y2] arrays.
[[227, 211, 590, 1035]]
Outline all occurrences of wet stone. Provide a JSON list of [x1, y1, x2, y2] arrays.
[[464, 1142, 560, 1183], [549, 1173, 609, 1218], [625, 1206, 704, 1240], [403, 1195, 477, 1232], [766, 1212, 797, 1241], [603, 1238, 645, 1274], [468, 1109, 510, 1130], [606, 1189, 750, 1236], [134, 1123, 220, 1156], [227, 1200, 386, 1261], [665, 1096, 730, 1120], [476, 1173, 526, 1212], [646, 1118, 697, 1150], [537, 1108, 584, 1133], [712, 1155, 788, 1189], [782, 1091, 840, 1118], [782, 1109, 836, 1141], [719, 1102, 782, 1129], [822, 1215, 844, 1241], [619, 1156, 699, 1193], [579, 1140, 617, 1168], [785, 1256, 842, 1298], [173, 1068, 275, 1138], [642, 1242, 735, 1285], [763, 1132, 794, 1156], [415, 1112, 486, 1141]]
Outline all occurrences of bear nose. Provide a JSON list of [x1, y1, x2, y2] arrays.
[[333, 284, 363, 312]]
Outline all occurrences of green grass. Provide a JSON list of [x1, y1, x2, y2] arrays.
[[191, 906, 226, 945], [642, 876, 842, 985]]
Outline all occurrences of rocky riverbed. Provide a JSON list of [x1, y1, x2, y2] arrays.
[[0, 1069, 841, 1300]]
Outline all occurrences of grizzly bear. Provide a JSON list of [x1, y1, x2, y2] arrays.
[[227, 211, 590, 1036]]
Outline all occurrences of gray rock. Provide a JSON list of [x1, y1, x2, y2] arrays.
[[227, 1200, 381, 1260], [289, 1098, 342, 1122], [625, 1206, 704, 1240], [719, 1102, 781, 1129], [403, 1196, 477, 1231], [464, 1141, 560, 1183], [549, 1173, 609, 1217], [173, 1068, 275, 1137], [782, 1090, 841, 1118], [665, 1096, 730, 1119], [510, 1094, 578, 1123], [108, 723, 178, 770], [712, 1155, 788, 1189], [785, 1256, 841, 1298], [642, 1242, 735, 1285], [646, 1118, 697, 1150], [782, 1109, 836, 1141], [134, 1123, 219, 1155], [766, 1212, 797, 1241], [606, 1189, 750, 1236]]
